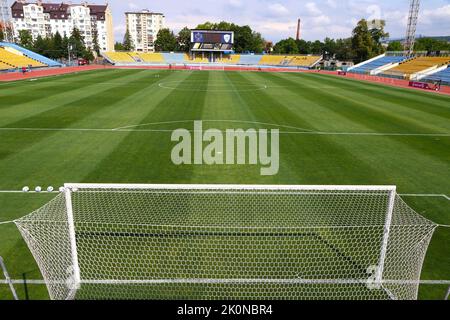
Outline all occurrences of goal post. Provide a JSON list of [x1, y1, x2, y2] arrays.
[[15, 184, 437, 300]]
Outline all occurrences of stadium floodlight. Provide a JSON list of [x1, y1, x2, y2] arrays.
[[14, 184, 437, 300]]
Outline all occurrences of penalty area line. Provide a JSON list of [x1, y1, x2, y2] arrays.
[[0, 127, 448, 137]]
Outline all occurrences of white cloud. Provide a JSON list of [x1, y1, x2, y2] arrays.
[[305, 2, 322, 16], [227, 0, 244, 9], [267, 3, 290, 17], [326, 0, 337, 9]]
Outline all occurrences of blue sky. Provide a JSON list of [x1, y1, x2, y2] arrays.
[[11, 0, 450, 42]]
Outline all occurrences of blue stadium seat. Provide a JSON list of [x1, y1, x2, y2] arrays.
[[238, 54, 263, 65], [162, 53, 186, 64], [350, 56, 406, 74], [423, 66, 450, 85], [0, 42, 63, 67]]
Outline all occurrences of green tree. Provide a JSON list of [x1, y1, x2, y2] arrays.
[[69, 27, 86, 58], [92, 30, 101, 55], [18, 30, 34, 50], [414, 38, 450, 52], [154, 28, 177, 52], [0, 28, 3, 41], [123, 29, 133, 51], [351, 19, 375, 63], [273, 38, 299, 54], [114, 42, 125, 51], [387, 41, 403, 52], [296, 40, 311, 54], [52, 32, 64, 59], [177, 27, 191, 52]]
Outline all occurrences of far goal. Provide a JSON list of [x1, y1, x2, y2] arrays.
[[15, 184, 437, 300]]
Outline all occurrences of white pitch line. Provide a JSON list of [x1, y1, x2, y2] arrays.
[[401, 194, 450, 201], [0, 127, 448, 137], [113, 119, 315, 132]]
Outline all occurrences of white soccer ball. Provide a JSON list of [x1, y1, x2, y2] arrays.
[[47, 186, 54, 193], [22, 186, 30, 193], [35, 186, 42, 193]]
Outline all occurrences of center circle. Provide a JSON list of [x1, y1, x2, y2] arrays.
[[158, 80, 267, 92]]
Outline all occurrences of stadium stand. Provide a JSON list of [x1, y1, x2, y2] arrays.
[[0, 61, 12, 70], [350, 55, 406, 74], [288, 55, 322, 68], [238, 54, 263, 65], [259, 55, 289, 66], [0, 47, 46, 68], [103, 52, 135, 63], [423, 66, 450, 85], [0, 42, 62, 67], [383, 56, 450, 78], [216, 54, 240, 64], [137, 53, 165, 63], [162, 53, 189, 64]]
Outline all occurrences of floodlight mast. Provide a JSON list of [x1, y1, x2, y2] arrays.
[[404, 0, 420, 57]]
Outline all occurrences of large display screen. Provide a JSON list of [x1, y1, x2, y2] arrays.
[[191, 31, 234, 44]]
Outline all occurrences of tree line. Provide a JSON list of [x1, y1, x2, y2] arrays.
[[273, 19, 388, 63], [115, 21, 266, 54], [11, 28, 96, 61]]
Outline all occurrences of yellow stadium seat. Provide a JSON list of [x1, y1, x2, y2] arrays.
[[216, 54, 240, 64], [289, 55, 322, 67], [259, 55, 288, 66], [0, 48, 46, 68], [384, 56, 450, 78], [0, 61, 12, 70], [103, 52, 135, 63], [137, 53, 165, 63]]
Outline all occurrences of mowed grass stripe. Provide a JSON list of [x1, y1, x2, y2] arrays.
[[251, 72, 450, 190], [82, 71, 210, 184], [298, 73, 450, 121], [264, 72, 450, 164], [0, 71, 182, 188], [0, 70, 166, 162], [0, 70, 151, 126], [0, 69, 138, 109]]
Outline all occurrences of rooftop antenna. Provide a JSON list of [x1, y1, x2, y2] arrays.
[[404, 0, 420, 57]]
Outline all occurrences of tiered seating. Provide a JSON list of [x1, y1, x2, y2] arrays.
[[103, 52, 135, 63], [216, 54, 240, 64], [162, 53, 188, 64], [423, 67, 450, 85], [288, 56, 322, 67], [350, 56, 406, 74], [0, 42, 62, 67], [0, 61, 12, 70], [0, 48, 46, 68], [259, 55, 288, 66], [189, 55, 209, 63], [238, 55, 263, 65], [137, 53, 165, 63], [384, 56, 450, 78]]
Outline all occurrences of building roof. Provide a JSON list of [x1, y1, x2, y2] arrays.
[[10, 1, 108, 21]]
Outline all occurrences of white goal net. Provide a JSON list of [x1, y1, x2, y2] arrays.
[[15, 184, 437, 300]]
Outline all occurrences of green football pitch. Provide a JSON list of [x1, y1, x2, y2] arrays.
[[0, 68, 448, 300]]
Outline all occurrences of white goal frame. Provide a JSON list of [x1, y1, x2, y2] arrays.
[[63, 183, 397, 290], [16, 183, 438, 300]]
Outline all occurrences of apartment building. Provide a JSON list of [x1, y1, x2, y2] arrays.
[[10, 1, 114, 52], [125, 9, 165, 52]]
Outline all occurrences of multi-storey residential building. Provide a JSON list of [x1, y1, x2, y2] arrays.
[[10, 1, 114, 52], [125, 10, 165, 52]]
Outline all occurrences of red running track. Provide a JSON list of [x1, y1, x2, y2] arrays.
[[1, 64, 449, 96]]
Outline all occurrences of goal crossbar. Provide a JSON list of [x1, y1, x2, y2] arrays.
[[15, 183, 437, 300]]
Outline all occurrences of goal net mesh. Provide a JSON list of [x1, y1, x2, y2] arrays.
[[15, 185, 437, 300]]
